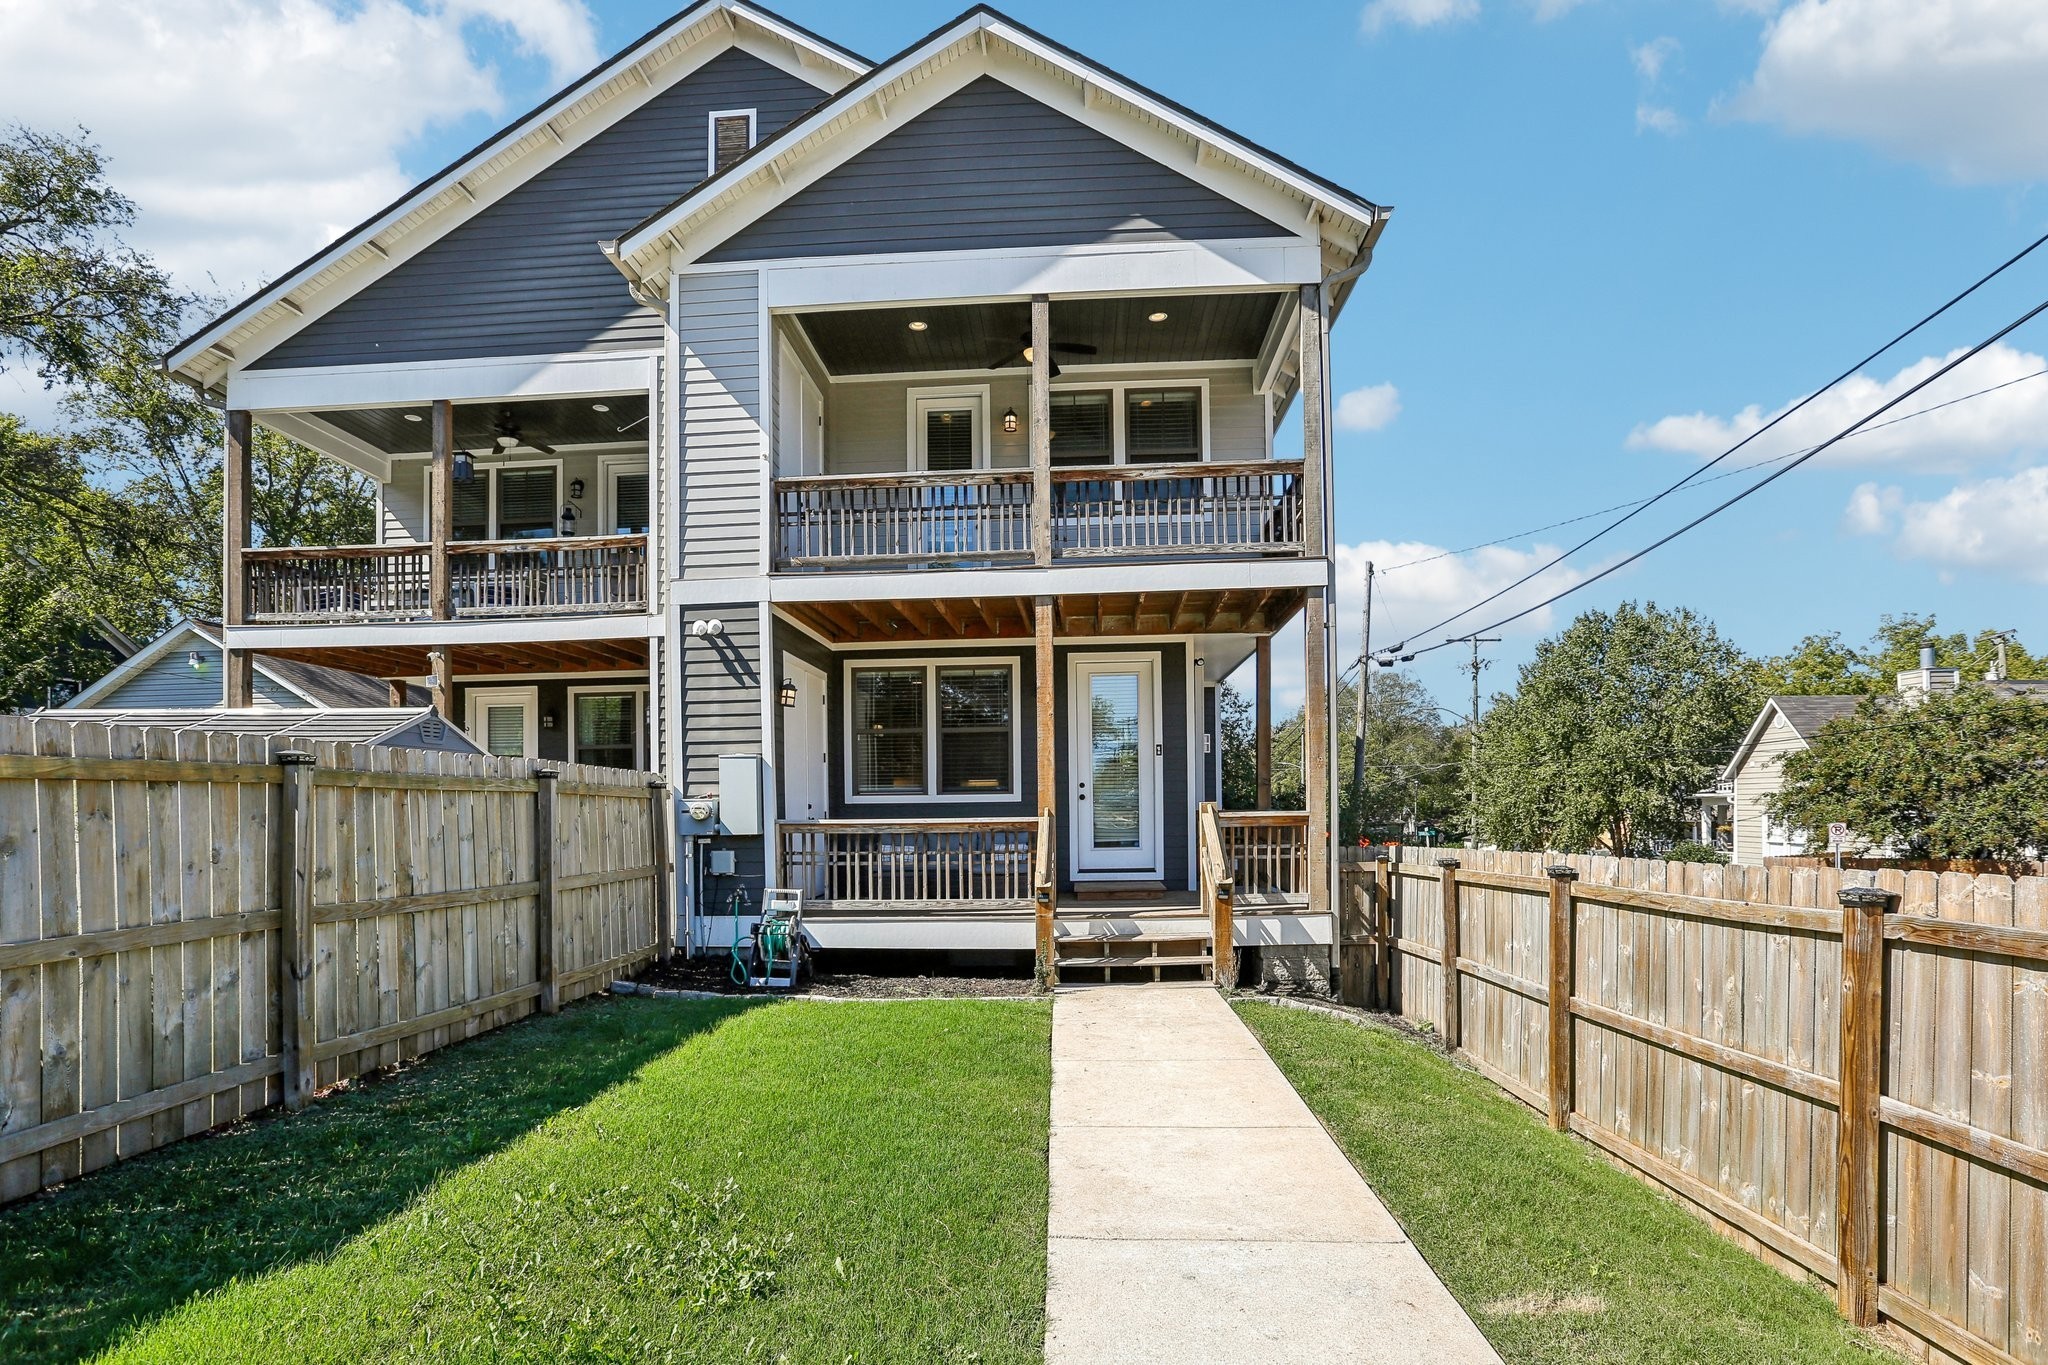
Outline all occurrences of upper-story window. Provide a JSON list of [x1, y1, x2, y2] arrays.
[[429, 463, 559, 540], [1050, 390, 1113, 467], [709, 110, 756, 176], [909, 387, 989, 471], [1125, 388, 1203, 465]]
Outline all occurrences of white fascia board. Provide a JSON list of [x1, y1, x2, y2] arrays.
[[223, 611, 661, 652], [748, 238, 1320, 311], [228, 351, 659, 414], [619, 15, 1368, 282], [1719, 700, 1783, 785], [174, 9, 861, 389], [257, 412, 394, 482], [767, 557, 1328, 604]]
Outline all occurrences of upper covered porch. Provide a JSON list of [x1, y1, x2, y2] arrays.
[[768, 288, 1312, 572]]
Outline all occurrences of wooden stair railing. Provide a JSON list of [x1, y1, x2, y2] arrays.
[[1034, 807, 1057, 988], [1198, 801, 1237, 988]]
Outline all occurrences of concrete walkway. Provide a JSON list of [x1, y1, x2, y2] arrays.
[[1045, 985, 1501, 1364]]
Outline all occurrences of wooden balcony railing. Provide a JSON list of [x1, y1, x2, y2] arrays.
[[775, 470, 1034, 568], [778, 819, 1039, 910], [242, 534, 648, 624], [771, 459, 1304, 570], [1218, 810, 1311, 901]]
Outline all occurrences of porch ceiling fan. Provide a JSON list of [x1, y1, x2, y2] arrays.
[[488, 407, 556, 457], [983, 331, 1097, 379]]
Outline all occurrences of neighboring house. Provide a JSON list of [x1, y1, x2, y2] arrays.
[[164, 2, 1383, 969], [1718, 652, 2048, 865], [56, 707, 482, 755], [60, 618, 422, 711]]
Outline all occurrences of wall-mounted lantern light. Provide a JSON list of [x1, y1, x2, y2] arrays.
[[541, 708, 559, 730], [568, 478, 585, 500], [452, 449, 475, 484], [559, 504, 578, 536], [1002, 407, 1018, 434], [778, 677, 798, 708], [188, 650, 207, 672]]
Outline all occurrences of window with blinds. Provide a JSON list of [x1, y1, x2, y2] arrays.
[[612, 472, 649, 534], [938, 667, 1012, 794], [851, 668, 926, 795], [923, 407, 975, 472], [452, 478, 489, 541], [574, 692, 640, 769], [1125, 388, 1202, 464], [482, 703, 527, 758], [1049, 390, 1112, 466], [495, 467, 558, 539], [711, 112, 754, 175]]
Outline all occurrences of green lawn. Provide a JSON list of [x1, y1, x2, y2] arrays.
[[1234, 1000, 1896, 1365], [0, 996, 1051, 1364]]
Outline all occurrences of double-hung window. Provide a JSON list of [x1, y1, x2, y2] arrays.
[[1123, 387, 1203, 466], [848, 660, 1017, 800], [571, 688, 647, 769], [428, 464, 559, 540]]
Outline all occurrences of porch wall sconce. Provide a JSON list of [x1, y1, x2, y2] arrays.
[[188, 650, 207, 672], [1002, 407, 1018, 434], [541, 709, 559, 730], [778, 678, 798, 708], [452, 449, 475, 484], [568, 478, 585, 500]]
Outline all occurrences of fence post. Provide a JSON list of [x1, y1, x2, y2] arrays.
[[535, 767, 559, 1014], [1836, 883, 1893, 1326], [648, 778, 673, 965], [1437, 857, 1461, 1048], [1545, 865, 1579, 1132], [1339, 858, 1367, 1007], [1374, 851, 1394, 1011], [275, 751, 317, 1111]]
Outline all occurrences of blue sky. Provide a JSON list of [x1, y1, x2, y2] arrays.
[[5, 0, 2044, 711]]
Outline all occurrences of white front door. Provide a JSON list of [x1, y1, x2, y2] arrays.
[[1068, 655, 1161, 876], [780, 655, 828, 823]]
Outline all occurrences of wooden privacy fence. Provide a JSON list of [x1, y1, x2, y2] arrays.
[[0, 716, 670, 1206], [1338, 848, 2048, 1365]]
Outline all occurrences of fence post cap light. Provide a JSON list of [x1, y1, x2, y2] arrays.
[[275, 750, 317, 766], [1838, 885, 1895, 909], [1545, 865, 1578, 880], [533, 765, 559, 781]]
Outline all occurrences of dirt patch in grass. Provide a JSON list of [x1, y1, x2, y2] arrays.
[[636, 948, 1039, 998]]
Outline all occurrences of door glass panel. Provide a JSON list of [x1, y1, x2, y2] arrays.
[[482, 703, 527, 757], [923, 406, 974, 472], [1088, 672, 1141, 848], [496, 467, 558, 539], [611, 473, 649, 535]]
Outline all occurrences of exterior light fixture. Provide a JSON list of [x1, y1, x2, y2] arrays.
[[188, 650, 206, 672], [1003, 407, 1018, 434], [1021, 346, 1034, 362], [452, 449, 475, 483], [1147, 311, 1169, 323], [403, 412, 424, 422], [907, 320, 929, 332], [541, 709, 558, 730], [568, 478, 585, 500], [559, 504, 578, 535], [591, 402, 610, 413], [778, 677, 798, 708]]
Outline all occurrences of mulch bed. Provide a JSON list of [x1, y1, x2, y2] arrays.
[[632, 951, 1039, 999]]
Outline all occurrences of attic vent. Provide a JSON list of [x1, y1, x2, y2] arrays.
[[710, 110, 755, 175], [419, 717, 445, 742]]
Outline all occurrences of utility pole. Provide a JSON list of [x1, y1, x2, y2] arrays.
[[1454, 635, 1500, 848], [1350, 561, 1373, 844]]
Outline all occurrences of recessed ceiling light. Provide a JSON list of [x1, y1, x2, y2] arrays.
[[1147, 311, 1169, 323], [591, 402, 610, 412], [403, 412, 424, 422], [907, 320, 929, 332]]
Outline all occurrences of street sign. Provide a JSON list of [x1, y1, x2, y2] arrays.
[[1827, 822, 1850, 853]]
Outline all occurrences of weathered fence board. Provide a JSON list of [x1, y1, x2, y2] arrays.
[[1349, 845, 2048, 1365], [0, 717, 667, 1202]]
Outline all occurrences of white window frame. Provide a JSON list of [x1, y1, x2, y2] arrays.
[[1046, 377, 1211, 464], [423, 458, 564, 540], [566, 683, 650, 769], [905, 385, 991, 471], [842, 655, 1021, 804], [465, 684, 540, 759], [707, 108, 757, 174], [597, 457, 650, 536]]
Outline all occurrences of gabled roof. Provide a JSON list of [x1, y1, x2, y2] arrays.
[[607, 5, 1389, 285], [166, 0, 869, 394], [1719, 695, 1864, 783], [61, 619, 422, 710]]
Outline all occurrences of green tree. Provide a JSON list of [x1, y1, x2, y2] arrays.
[[1760, 615, 2042, 695], [1768, 686, 2048, 861], [1217, 682, 1257, 811], [1472, 602, 1760, 854], [1244, 671, 1465, 845]]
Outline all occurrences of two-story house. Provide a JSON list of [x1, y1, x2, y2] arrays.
[[167, 1, 1387, 982]]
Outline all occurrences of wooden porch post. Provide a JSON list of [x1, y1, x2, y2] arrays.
[[1303, 589, 1331, 921], [1029, 295, 1052, 567], [430, 398, 454, 621], [1298, 284, 1328, 559], [387, 679, 409, 708], [223, 409, 255, 707], [1034, 595, 1058, 982], [1253, 634, 1272, 808], [429, 648, 454, 722]]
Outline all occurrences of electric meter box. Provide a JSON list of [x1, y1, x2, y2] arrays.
[[717, 754, 764, 836], [676, 795, 720, 836]]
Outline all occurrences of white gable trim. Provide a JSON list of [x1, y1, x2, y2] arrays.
[[609, 11, 1382, 287], [62, 619, 327, 710], [169, 1, 867, 394], [1720, 699, 1800, 785]]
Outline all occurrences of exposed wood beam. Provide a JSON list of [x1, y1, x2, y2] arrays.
[[931, 597, 971, 637], [892, 598, 935, 636], [1255, 636, 1272, 808]]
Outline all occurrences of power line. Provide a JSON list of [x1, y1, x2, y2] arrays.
[[1406, 293, 2048, 658], [1379, 226, 2048, 649]]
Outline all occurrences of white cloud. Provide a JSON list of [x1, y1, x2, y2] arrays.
[[1626, 342, 2048, 474], [1727, 0, 2048, 182], [1361, 0, 1479, 36], [0, 0, 600, 292], [1636, 104, 1684, 135], [1632, 36, 1679, 81], [1335, 383, 1402, 432], [1845, 467, 2048, 582]]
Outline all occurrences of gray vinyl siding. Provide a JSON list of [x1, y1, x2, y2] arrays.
[[675, 271, 763, 576], [99, 642, 302, 709], [703, 77, 1291, 264], [252, 50, 827, 370], [818, 367, 1263, 474], [676, 602, 764, 897]]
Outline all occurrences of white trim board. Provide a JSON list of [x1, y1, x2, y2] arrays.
[[223, 611, 662, 652], [227, 351, 659, 415]]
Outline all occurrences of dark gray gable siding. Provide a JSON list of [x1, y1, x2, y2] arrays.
[[253, 50, 826, 370], [702, 76, 1291, 263]]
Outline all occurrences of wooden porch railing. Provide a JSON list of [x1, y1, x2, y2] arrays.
[[1198, 801, 1237, 989], [774, 470, 1034, 568], [1034, 807, 1057, 987], [1052, 460, 1304, 558], [1218, 810, 1311, 900], [778, 819, 1039, 909], [242, 535, 648, 623]]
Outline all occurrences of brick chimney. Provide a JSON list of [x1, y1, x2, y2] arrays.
[[1896, 644, 1961, 704]]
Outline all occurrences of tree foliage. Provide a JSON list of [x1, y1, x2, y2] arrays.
[[1760, 615, 2042, 695], [1472, 602, 1760, 854], [1768, 686, 2048, 862]]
